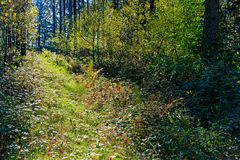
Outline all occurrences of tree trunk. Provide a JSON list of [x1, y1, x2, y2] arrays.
[[59, 0, 63, 34], [20, 28, 26, 56], [4, 27, 8, 63], [37, 0, 43, 49], [53, 0, 56, 34], [7, 27, 12, 51], [16, 29, 20, 52], [38, 23, 41, 48], [73, 0, 77, 23], [113, 0, 117, 9], [93, 0, 96, 11], [82, 0, 85, 9], [63, 0, 66, 32], [149, 0, 155, 13], [73, 0, 77, 53], [87, 0, 89, 12], [201, 0, 219, 60], [69, 0, 73, 19]]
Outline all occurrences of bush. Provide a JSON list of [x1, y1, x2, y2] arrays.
[[136, 110, 238, 160], [0, 58, 41, 158], [185, 60, 240, 120]]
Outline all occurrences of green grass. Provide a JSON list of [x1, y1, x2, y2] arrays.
[[4, 52, 137, 160], [64, 80, 85, 95], [2, 51, 239, 160]]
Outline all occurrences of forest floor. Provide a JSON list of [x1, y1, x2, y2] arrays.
[[0, 51, 141, 159], [1, 51, 240, 160]]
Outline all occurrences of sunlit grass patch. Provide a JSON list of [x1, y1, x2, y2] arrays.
[[64, 80, 85, 95], [3, 51, 137, 159]]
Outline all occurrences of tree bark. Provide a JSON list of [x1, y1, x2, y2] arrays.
[[73, 0, 77, 23], [4, 27, 8, 63], [53, 0, 56, 34], [201, 0, 219, 60], [59, 0, 63, 34], [149, 0, 155, 13], [73, 0, 77, 53], [20, 28, 26, 56], [69, 0, 73, 19], [63, 0, 66, 32], [82, 0, 85, 9], [87, 0, 89, 12], [38, 22, 41, 48]]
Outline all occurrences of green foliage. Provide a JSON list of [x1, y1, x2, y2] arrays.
[[46, 1, 240, 158], [0, 52, 138, 159], [64, 80, 85, 94], [185, 58, 240, 120], [1, 0, 240, 159], [52, 0, 204, 95], [0, 0, 38, 57], [1, 51, 239, 159], [0, 57, 43, 159], [137, 110, 237, 160]]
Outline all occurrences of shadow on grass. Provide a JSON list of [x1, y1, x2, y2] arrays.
[[0, 66, 36, 159]]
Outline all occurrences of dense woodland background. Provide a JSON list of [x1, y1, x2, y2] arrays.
[[0, 0, 240, 159]]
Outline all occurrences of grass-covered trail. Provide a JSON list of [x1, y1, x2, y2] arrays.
[[1, 51, 239, 160], [0, 51, 139, 159]]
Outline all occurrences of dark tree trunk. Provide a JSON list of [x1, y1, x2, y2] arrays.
[[20, 43, 26, 56], [36, 0, 44, 49], [20, 29, 26, 56], [87, 0, 89, 12], [63, 0, 66, 32], [93, 0, 96, 11], [117, 0, 119, 8], [63, 0, 66, 18], [4, 28, 8, 63], [59, 0, 63, 34], [68, 0, 73, 20], [113, 0, 117, 9], [53, 0, 56, 34], [73, 0, 77, 53], [15, 29, 19, 52], [7, 27, 12, 50], [82, 0, 85, 9], [149, 0, 155, 13], [201, 0, 219, 60], [38, 23, 41, 48], [73, 0, 77, 23]]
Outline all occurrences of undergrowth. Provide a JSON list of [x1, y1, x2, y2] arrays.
[[0, 51, 138, 159], [0, 50, 239, 159]]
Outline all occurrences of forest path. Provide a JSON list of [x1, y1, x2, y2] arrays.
[[1, 51, 137, 159]]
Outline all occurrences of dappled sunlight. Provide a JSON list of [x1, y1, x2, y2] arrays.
[[1, 0, 240, 159]]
